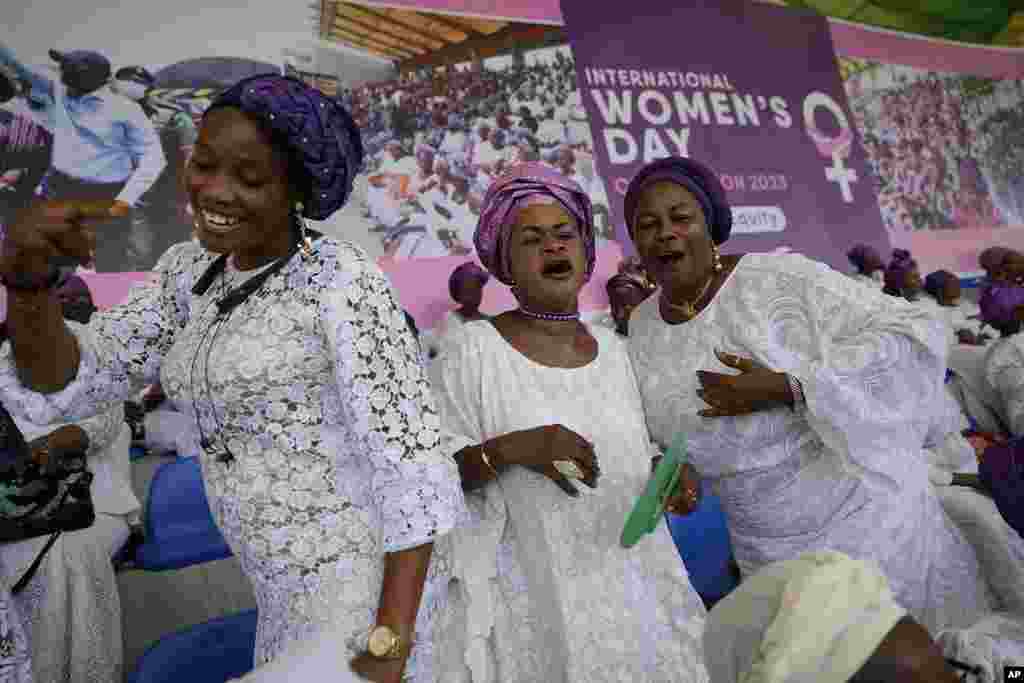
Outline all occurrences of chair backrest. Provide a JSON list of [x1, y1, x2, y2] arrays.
[[144, 458, 217, 541], [128, 609, 258, 683], [666, 483, 739, 606]]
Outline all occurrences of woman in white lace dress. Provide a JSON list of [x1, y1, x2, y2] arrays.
[[0, 75, 463, 683], [433, 163, 709, 683], [624, 156, 1001, 635]]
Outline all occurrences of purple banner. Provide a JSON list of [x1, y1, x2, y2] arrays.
[[559, 0, 889, 270]]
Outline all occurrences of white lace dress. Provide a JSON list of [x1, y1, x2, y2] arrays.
[[0, 239, 464, 680], [629, 253, 996, 634], [983, 334, 1024, 436], [1, 403, 136, 683], [432, 321, 709, 683], [0, 591, 32, 683]]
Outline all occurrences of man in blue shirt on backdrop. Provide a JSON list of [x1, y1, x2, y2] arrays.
[[0, 42, 166, 271]]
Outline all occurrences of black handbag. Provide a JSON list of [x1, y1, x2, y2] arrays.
[[0, 396, 94, 594]]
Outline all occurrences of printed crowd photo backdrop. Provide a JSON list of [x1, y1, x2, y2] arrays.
[[842, 57, 1024, 237]]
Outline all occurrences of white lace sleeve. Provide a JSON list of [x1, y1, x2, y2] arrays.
[[984, 337, 1024, 437], [76, 401, 126, 458], [321, 258, 463, 553], [0, 243, 193, 426], [770, 256, 951, 488]]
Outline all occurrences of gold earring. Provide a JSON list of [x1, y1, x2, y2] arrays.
[[295, 202, 313, 258], [712, 244, 723, 273]]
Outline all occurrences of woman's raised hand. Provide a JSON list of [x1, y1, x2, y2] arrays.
[[1, 199, 129, 280]]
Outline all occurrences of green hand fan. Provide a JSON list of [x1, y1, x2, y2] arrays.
[[621, 433, 686, 548]]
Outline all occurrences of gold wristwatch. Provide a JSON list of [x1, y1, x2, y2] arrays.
[[367, 625, 408, 660]]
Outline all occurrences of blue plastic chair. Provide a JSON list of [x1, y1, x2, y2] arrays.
[[129, 609, 258, 683], [666, 481, 739, 608], [135, 457, 233, 571]]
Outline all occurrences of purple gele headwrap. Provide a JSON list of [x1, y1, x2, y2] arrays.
[[56, 274, 92, 301], [847, 244, 882, 273], [979, 283, 1024, 328], [623, 156, 732, 245], [448, 261, 490, 301], [884, 249, 918, 291], [206, 74, 364, 221], [473, 162, 595, 286]]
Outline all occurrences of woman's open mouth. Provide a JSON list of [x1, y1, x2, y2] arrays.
[[542, 259, 575, 280], [201, 209, 244, 235], [657, 251, 686, 266]]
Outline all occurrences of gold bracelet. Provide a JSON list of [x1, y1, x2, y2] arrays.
[[479, 447, 499, 478]]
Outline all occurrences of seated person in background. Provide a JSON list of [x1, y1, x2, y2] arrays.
[[979, 246, 1011, 286], [1002, 250, 1024, 286], [846, 243, 885, 288], [980, 282, 1024, 437], [53, 273, 97, 325], [882, 249, 923, 302], [423, 261, 490, 360], [705, 550, 1024, 683], [922, 270, 987, 346], [0, 324, 139, 683], [602, 270, 655, 337]]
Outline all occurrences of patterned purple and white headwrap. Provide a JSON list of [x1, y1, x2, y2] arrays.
[[207, 74, 364, 221], [473, 162, 595, 286]]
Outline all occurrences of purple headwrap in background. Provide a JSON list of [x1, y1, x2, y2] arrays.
[[605, 271, 650, 296], [623, 156, 732, 245], [980, 283, 1024, 329], [473, 162, 595, 286], [448, 261, 490, 301], [923, 270, 957, 298], [847, 244, 882, 273], [884, 249, 918, 291], [56, 274, 92, 301], [207, 74, 364, 221]]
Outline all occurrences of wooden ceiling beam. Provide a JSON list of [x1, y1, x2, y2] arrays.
[[398, 23, 564, 71], [333, 17, 426, 54], [336, 4, 445, 50], [329, 27, 410, 59], [343, 4, 460, 45], [378, 7, 468, 42]]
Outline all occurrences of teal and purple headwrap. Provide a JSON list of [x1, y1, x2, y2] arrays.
[[206, 74, 364, 221], [473, 162, 595, 286], [623, 156, 732, 244], [449, 261, 490, 301]]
